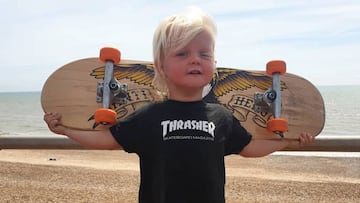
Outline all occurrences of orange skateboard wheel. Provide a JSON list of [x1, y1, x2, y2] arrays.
[[100, 47, 121, 64], [94, 108, 117, 125], [267, 118, 288, 133], [266, 60, 286, 75]]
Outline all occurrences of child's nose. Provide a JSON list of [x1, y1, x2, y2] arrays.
[[190, 54, 201, 64]]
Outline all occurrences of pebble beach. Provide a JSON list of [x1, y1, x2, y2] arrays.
[[0, 150, 359, 203]]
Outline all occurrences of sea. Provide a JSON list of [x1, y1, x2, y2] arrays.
[[0, 86, 359, 156]]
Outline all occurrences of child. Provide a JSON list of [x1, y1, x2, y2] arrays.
[[44, 7, 314, 203]]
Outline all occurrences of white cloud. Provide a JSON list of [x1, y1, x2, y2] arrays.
[[0, 0, 359, 92]]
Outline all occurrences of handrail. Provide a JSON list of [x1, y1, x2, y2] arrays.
[[1, 136, 359, 152]]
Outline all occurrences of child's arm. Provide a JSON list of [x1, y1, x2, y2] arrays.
[[44, 112, 121, 150], [240, 132, 314, 157]]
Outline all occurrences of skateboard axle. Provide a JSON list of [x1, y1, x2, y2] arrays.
[[272, 73, 282, 119]]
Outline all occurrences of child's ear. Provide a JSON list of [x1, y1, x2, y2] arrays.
[[154, 61, 165, 77], [213, 60, 217, 70]]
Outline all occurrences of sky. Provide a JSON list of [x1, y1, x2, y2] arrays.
[[0, 0, 359, 92]]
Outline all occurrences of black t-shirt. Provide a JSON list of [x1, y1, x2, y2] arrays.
[[110, 100, 252, 203]]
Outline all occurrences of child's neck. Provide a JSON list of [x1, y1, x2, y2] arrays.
[[168, 89, 203, 102]]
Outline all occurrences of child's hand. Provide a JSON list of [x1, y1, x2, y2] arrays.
[[44, 112, 67, 135], [289, 132, 315, 148]]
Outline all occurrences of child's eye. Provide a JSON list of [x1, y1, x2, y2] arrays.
[[176, 52, 187, 57], [200, 52, 212, 58]]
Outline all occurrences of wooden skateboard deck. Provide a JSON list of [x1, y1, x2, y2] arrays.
[[41, 57, 325, 140]]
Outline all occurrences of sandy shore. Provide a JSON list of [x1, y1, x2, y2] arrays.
[[0, 150, 359, 203]]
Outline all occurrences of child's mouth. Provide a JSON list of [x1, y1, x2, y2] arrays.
[[189, 70, 201, 74]]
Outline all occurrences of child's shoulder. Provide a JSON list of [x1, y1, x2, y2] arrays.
[[205, 102, 228, 110], [205, 102, 234, 115]]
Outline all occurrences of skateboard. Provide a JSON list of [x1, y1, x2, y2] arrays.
[[41, 47, 325, 140]]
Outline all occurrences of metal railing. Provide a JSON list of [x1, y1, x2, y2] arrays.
[[0, 136, 359, 152]]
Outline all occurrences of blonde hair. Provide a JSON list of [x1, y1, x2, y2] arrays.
[[152, 7, 217, 96]]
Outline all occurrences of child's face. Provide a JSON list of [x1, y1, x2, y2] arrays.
[[161, 31, 215, 98]]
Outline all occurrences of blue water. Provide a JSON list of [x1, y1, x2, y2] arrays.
[[317, 86, 360, 136], [0, 92, 49, 136], [0, 86, 359, 137]]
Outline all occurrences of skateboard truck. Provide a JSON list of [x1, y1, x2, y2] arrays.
[[254, 60, 288, 138], [96, 79, 128, 104], [92, 47, 123, 128]]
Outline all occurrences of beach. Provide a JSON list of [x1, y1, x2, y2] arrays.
[[0, 150, 359, 203]]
